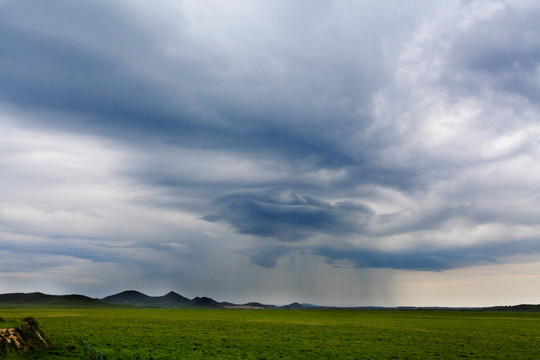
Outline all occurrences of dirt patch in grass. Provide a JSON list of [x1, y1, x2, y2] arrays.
[[0, 317, 48, 354]]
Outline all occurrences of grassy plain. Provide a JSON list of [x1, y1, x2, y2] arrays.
[[1, 307, 539, 359]]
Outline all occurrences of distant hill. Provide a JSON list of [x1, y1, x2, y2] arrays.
[[192, 296, 222, 308], [0, 292, 113, 308], [281, 302, 305, 309], [243, 302, 277, 309], [102, 291, 226, 308], [483, 304, 540, 312], [0, 291, 250, 309], [101, 290, 150, 305], [2, 291, 538, 311], [101, 291, 302, 309]]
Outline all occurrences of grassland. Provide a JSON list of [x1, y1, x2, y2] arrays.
[[1, 307, 539, 359]]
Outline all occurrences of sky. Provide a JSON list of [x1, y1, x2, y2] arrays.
[[1, 0, 540, 307]]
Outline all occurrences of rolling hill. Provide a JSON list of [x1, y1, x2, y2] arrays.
[[102, 290, 194, 308], [0, 292, 113, 308], [0, 291, 292, 309], [101, 290, 280, 309], [1, 291, 538, 310]]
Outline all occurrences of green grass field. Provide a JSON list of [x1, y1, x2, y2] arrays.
[[1, 308, 539, 359]]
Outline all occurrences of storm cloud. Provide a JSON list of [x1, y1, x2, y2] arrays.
[[204, 190, 374, 241], [0, 0, 540, 306]]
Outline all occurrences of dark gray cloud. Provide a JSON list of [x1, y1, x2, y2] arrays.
[[244, 244, 291, 268], [203, 190, 374, 241], [0, 1, 164, 112], [0, 7, 367, 177], [316, 238, 540, 271]]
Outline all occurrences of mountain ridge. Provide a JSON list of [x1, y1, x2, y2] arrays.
[[1, 291, 539, 311], [101, 291, 278, 309], [0, 292, 114, 308], [102, 290, 195, 308], [0, 291, 294, 309]]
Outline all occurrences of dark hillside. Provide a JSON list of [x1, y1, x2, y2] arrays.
[[159, 291, 190, 303], [102, 290, 214, 308], [192, 296, 223, 308], [155, 291, 192, 307], [243, 302, 276, 309], [0, 293, 112, 308], [281, 302, 305, 309], [101, 290, 152, 306], [485, 304, 540, 312]]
